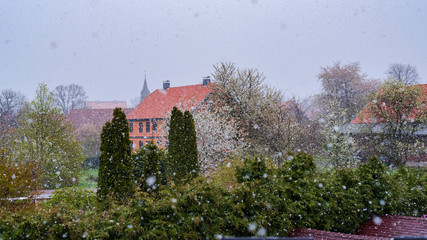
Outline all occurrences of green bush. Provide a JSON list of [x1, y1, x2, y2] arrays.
[[388, 167, 427, 216], [132, 141, 165, 191], [278, 152, 324, 229], [43, 187, 96, 212]]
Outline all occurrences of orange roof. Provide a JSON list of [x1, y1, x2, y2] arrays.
[[127, 84, 211, 120], [352, 84, 427, 124], [85, 101, 127, 109]]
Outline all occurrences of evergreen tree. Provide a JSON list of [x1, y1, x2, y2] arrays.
[[133, 141, 164, 191], [167, 107, 185, 182], [167, 107, 199, 182], [183, 110, 199, 178], [97, 108, 134, 203]]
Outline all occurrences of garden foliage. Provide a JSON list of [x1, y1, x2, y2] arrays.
[[1, 153, 426, 239], [0, 153, 38, 210]]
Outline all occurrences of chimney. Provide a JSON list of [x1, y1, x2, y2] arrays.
[[163, 80, 170, 90], [203, 76, 211, 86]]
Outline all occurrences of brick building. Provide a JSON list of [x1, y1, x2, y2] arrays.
[[127, 78, 211, 151]]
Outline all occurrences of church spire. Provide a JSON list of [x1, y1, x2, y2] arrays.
[[140, 74, 150, 103]]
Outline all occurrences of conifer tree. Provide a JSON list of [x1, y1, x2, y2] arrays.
[[97, 108, 134, 203], [167, 107, 185, 182], [183, 110, 199, 178]]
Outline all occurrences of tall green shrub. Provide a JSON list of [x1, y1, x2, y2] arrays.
[[168, 107, 185, 182], [167, 107, 199, 182], [97, 108, 134, 203], [183, 110, 199, 178]]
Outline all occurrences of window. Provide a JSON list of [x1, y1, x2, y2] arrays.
[[129, 122, 133, 132], [157, 140, 162, 145], [153, 121, 158, 132], [139, 140, 143, 148], [139, 122, 143, 133], [130, 141, 133, 151], [146, 121, 150, 132]]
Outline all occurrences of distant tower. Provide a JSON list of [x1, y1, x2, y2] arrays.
[[140, 74, 150, 103]]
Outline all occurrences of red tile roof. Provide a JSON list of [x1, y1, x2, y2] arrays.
[[127, 84, 211, 120], [352, 84, 427, 124], [289, 228, 388, 240], [66, 108, 134, 128], [356, 215, 427, 238], [290, 215, 427, 239], [85, 101, 127, 109]]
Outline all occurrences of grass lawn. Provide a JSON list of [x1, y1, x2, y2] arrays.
[[77, 168, 98, 188]]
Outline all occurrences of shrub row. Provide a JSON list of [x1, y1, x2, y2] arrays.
[[1, 153, 426, 239]]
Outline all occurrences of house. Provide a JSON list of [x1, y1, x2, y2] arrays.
[[127, 77, 211, 151]]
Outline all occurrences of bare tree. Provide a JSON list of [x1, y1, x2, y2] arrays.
[[317, 62, 380, 122], [0, 89, 25, 153], [0, 89, 25, 119], [129, 96, 141, 109], [55, 84, 87, 114], [386, 63, 420, 85]]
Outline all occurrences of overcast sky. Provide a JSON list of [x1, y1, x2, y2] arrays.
[[1, 0, 426, 104]]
